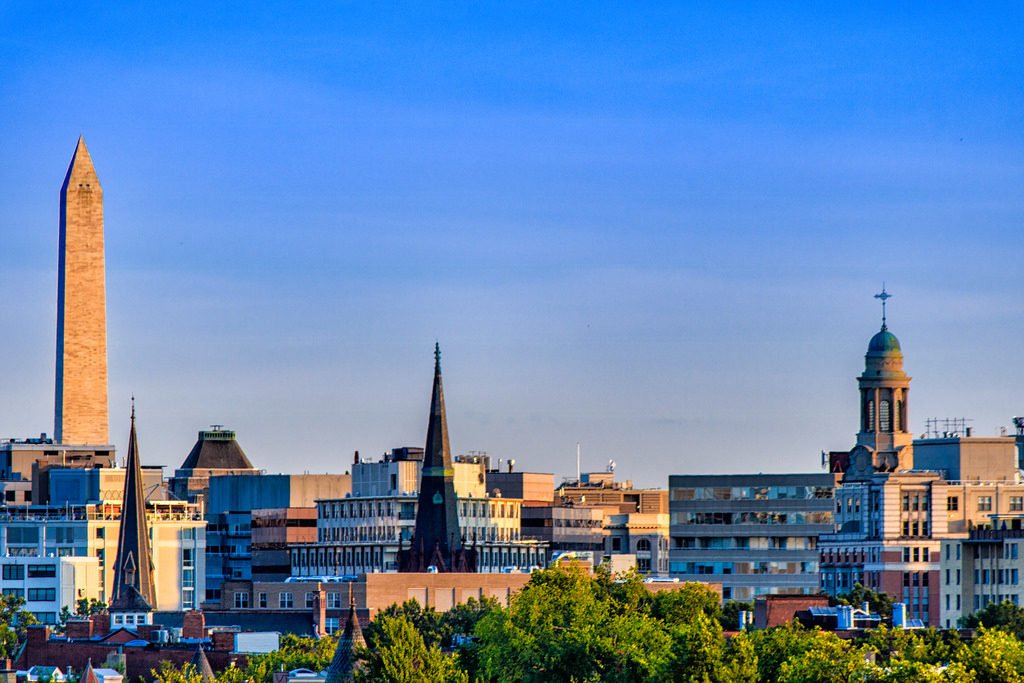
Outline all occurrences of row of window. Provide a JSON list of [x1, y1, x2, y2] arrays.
[[672, 511, 833, 526], [2, 588, 55, 601], [1, 564, 56, 580], [670, 486, 833, 501]]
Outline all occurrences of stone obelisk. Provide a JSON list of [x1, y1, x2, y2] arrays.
[[55, 136, 109, 445]]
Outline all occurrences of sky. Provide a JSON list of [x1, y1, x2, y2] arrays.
[[1, 4, 1023, 488]]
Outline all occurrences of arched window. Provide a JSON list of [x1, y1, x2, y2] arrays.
[[865, 400, 875, 432], [636, 539, 652, 552], [880, 400, 891, 432], [895, 400, 903, 431]]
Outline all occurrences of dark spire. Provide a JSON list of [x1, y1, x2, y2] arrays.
[[401, 343, 466, 571], [324, 590, 365, 683], [109, 406, 156, 612], [190, 644, 215, 683]]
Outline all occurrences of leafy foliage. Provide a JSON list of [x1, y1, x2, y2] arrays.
[[356, 614, 467, 683], [963, 600, 1024, 640], [831, 583, 894, 618]]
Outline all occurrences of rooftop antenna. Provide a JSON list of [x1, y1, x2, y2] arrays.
[[576, 442, 581, 484], [874, 284, 892, 330]]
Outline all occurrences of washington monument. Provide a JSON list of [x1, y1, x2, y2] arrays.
[[55, 136, 109, 445]]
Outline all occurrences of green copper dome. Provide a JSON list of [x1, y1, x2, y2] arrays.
[[867, 327, 901, 353]]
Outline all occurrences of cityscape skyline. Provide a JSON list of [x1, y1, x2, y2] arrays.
[[2, 6, 1024, 487]]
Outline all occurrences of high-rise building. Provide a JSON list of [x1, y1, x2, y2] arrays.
[[55, 137, 109, 446]]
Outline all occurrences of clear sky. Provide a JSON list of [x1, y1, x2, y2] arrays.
[[1, 4, 1023, 488]]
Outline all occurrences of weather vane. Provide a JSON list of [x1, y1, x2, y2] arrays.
[[874, 284, 892, 329]]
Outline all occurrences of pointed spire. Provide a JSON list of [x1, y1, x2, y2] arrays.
[[191, 644, 216, 683], [81, 659, 99, 683], [401, 343, 470, 571], [109, 404, 156, 612], [61, 136, 101, 193], [324, 594, 365, 683]]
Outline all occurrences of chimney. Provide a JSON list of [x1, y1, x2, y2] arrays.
[[182, 610, 206, 640], [353, 451, 360, 464]]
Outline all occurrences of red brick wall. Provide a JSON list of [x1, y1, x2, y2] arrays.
[[17, 627, 247, 682]]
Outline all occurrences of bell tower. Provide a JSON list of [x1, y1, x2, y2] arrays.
[[847, 287, 913, 477]]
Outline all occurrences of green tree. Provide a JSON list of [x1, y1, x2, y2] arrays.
[[237, 634, 336, 683], [356, 613, 467, 683], [473, 565, 674, 682], [746, 622, 817, 682], [775, 631, 878, 683], [152, 662, 205, 683], [832, 583, 893, 619], [719, 601, 754, 631], [952, 627, 1024, 683], [0, 594, 38, 636], [963, 600, 1024, 640], [0, 624, 17, 659], [364, 599, 447, 648], [75, 598, 107, 616]]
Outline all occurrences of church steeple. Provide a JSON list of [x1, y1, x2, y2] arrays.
[[109, 404, 156, 614], [399, 344, 475, 572], [324, 591, 365, 683], [847, 290, 913, 477]]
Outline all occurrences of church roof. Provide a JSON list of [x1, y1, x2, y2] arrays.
[[179, 429, 254, 470], [867, 326, 901, 354], [109, 406, 156, 612], [324, 601, 365, 683]]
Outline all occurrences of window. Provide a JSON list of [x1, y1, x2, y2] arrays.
[[903, 494, 910, 511], [306, 592, 315, 608], [913, 495, 919, 511], [234, 592, 250, 609], [27, 565, 56, 578], [913, 547, 919, 562], [903, 522, 910, 537], [2, 565, 24, 581], [879, 400, 891, 432], [3, 589, 23, 599], [923, 548, 930, 562], [948, 497, 959, 511], [979, 496, 993, 512], [328, 592, 343, 609], [903, 548, 910, 562], [258, 592, 268, 609], [280, 592, 294, 608], [1012, 497, 1024, 512], [27, 588, 55, 602]]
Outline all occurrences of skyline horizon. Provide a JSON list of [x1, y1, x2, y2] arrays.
[[3, 6, 1023, 488]]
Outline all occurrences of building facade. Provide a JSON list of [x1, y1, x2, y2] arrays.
[[819, 316, 1024, 625], [669, 473, 835, 601]]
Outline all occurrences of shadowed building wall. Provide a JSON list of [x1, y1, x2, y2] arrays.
[[55, 136, 109, 445]]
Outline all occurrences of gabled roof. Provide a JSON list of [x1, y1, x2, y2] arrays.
[[81, 661, 99, 683]]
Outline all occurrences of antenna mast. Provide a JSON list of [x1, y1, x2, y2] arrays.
[[576, 442, 581, 484]]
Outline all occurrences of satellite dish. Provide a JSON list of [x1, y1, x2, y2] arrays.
[[608, 460, 616, 472]]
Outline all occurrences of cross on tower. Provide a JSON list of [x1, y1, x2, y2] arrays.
[[874, 285, 892, 329]]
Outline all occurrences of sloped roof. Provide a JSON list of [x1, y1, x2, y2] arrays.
[[180, 430, 254, 470], [191, 645, 215, 683], [324, 605, 365, 683]]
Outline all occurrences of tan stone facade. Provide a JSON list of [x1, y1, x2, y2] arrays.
[[55, 137, 108, 445]]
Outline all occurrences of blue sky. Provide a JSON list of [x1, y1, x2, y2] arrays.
[[1, 4, 1023, 487]]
